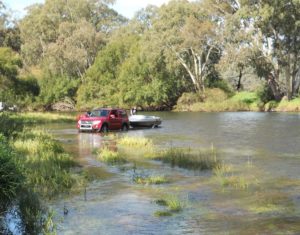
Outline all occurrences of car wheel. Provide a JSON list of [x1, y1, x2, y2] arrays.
[[101, 124, 108, 133], [121, 124, 129, 131]]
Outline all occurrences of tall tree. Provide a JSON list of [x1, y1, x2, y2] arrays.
[[20, 0, 125, 68], [150, 0, 221, 93], [223, 0, 300, 100]]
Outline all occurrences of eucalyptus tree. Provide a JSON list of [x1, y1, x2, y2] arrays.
[[20, 0, 125, 69], [19, 0, 126, 105], [149, 0, 221, 93], [247, 0, 300, 100]]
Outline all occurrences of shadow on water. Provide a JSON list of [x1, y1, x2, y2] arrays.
[[43, 112, 300, 234]]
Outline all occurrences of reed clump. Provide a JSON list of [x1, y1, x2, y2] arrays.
[[154, 147, 220, 170], [97, 147, 126, 164]]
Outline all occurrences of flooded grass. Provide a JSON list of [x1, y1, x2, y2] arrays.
[[246, 189, 295, 215], [213, 163, 261, 190], [154, 195, 184, 217], [154, 147, 220, 170], [117, 136, 154, 149], [97, 147, 127, 164], [133, 175, 169, 185]]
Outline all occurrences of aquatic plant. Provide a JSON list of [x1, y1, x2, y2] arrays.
[[97, 147, 126, 164], [154, 211, 172, 217], [154, 195, 184, 217], [133, 175, 169, 185], [154, 147, 220, 170]]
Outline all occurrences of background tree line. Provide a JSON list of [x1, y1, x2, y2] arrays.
[[0, 0, 299, 111]]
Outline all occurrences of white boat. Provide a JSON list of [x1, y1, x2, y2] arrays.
[[129, 115, 162, 128]]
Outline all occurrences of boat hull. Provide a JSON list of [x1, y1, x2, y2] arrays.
[[129, 115, 162, 128]]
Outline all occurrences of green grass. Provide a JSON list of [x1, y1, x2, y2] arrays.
[[97, 147, 127, 164], [154, 147, 220, 170], [229, 91, 258, 104], [133, 175, 169, 185]]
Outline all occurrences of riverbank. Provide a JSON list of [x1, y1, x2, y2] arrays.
[[174, 89, 300, 112]]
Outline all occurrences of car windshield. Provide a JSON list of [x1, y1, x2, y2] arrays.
[[90, 109, 109, 117]]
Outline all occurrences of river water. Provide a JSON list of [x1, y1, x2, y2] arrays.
[[48, 112, 300, 234]]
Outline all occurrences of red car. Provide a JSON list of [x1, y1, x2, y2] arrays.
[[77, 108, 130, 132]]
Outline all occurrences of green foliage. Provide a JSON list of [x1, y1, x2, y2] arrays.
[[0, 47, 39, 106], [38, 74, 79, 105], [77, 34, 137, 108], [0, 134, 24, 207], [0, 47, 21, 85]]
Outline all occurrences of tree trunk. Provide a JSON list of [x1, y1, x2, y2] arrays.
[[284, 55, 293, 100], [267, 73, 282, 101], [293, 68, 300, 96], [236, 68, 242, 91]]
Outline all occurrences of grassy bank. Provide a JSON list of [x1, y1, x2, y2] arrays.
[[0, 113, 84, 234], [175, 89, 300, 112], [11, 111, 76, 124]]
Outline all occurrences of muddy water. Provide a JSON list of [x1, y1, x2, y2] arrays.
[[48, 112, 300, 234]]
